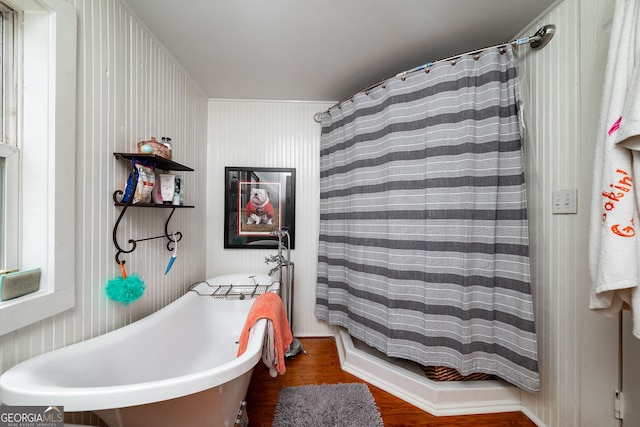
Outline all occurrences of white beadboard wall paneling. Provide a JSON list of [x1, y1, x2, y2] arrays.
[[519, 1, 581, 425], [0, 0, 208, 376], [207, 99, 334, 337], [519, 0, 619, 426]]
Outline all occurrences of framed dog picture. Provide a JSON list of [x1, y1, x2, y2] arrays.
[[224, 167, 296, 249]]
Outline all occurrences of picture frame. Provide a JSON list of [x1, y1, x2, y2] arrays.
[[224, 167, 296, 249]]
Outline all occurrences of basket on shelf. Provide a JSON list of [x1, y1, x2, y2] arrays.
[[422, 366, 495, 381], [137, 137, 171, 159]]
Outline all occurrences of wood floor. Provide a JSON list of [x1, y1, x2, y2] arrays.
[[245, 337, 537, 427]]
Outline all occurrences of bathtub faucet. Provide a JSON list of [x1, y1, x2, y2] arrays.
[[265, 254, 285, 265], [265, 254, 285, 276], [267, 264, 280, 276]]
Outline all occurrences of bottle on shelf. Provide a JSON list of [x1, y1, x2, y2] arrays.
[[161, 137, 173, 155]]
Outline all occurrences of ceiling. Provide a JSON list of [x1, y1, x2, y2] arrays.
[[123, 0, 558, 102]]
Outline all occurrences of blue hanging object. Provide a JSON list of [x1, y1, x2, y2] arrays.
[[164, 233, 178, 275], [106, 262, 146, 305], [164, 255, 176, 275]]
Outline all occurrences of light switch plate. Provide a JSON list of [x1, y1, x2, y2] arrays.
[[552, 189, 578, 214]]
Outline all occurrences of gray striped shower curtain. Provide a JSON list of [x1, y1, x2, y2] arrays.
[[315, 46, 540, 392]]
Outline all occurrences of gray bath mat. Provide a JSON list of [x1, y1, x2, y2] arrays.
[[272, 382, 384, 427]]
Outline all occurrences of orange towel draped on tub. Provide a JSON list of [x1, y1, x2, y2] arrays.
[[237, 292, 293, 376]]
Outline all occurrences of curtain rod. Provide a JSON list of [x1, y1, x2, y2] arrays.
[[313, 24, 556, 123]]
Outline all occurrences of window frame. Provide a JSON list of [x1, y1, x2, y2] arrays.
[[0, 0, 76, 335], [0, 2, 18, 271]]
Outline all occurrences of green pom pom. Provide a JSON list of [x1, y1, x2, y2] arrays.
[[106, 273, 146, 305]]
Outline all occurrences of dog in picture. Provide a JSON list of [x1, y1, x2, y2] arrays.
[[246, 188, 274, 224]]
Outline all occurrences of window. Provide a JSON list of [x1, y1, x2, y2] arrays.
[[0, 1, 17, 271], [0, 0, 76, 335]]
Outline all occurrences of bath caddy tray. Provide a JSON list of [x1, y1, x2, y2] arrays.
[[112, 152, 194, 265], [188, 280, 278, 300]]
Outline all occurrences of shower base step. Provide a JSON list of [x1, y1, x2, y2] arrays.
[[334, 328, 522, 416]]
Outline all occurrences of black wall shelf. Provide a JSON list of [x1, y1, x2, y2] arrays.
[[113, 202, 194, 208], [112, 153, 194, 265], [114, 152, 194, 171]]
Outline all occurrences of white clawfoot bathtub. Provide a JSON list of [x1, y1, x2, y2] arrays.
[[0, 273, 279, 427]]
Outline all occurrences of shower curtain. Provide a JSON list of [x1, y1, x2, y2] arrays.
[[315, 46, 539, 393]]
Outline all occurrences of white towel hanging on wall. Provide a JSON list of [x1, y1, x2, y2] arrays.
[[589, 0, 640, 339]]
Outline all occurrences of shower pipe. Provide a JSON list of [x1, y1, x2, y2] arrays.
[[268, 228, 305, 358], [313, 24, 556, 122]]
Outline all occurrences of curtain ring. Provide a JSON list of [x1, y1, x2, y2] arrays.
[[451, 60, 457, 66], [473, 54, 480, 61]]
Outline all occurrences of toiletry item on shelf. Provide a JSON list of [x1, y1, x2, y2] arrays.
[[137, 137, 171, 159], [122, 159, 155, 204], [161, 137, 173, 153], [173, 175, 181, 206], [159, 173, 175, 205], [178, 176, 184, 205], [140, 144, 153, 154], [152, 171, 163, 204]]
